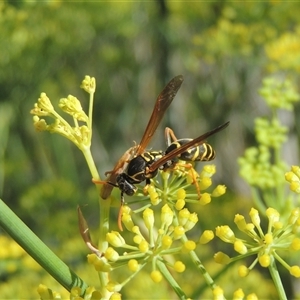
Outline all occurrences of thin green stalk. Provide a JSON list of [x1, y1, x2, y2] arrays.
[[0, 199, 88, 296], [268, 259, 287, 300], [156, 260, 187, 300]]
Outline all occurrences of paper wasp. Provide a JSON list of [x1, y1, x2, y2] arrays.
[[99, 75, 184, 200], [95, 75, 229, 228]]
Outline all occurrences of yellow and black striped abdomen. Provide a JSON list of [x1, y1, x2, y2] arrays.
[[165, 138, 216, 162]]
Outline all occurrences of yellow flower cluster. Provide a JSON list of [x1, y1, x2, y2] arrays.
[[145, 164, 226, 207], [215, 207, 300, 278], [87, 203, 199, 288], [265, 28, 300, 72], [213, 286, 258, 300], [30, 76, 95, 150]]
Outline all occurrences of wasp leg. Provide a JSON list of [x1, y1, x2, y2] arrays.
[[173, 162, 201, 199], [142, 178, 152, 195], [165, 127, 178, 146], [92, 178, 118, 188], [117, 192, 125, 231]]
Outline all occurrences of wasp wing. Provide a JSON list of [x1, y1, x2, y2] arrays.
[[135, 75, 184, 156], [148, 121, 230, 172]]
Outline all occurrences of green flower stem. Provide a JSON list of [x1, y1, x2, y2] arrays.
[[268, 258, 287, 300], [251, 187, 267, 213], [172, 212, 216, 291], [0, 199, 89, 296], [156, 259, 187, 300], [80, 146, 110, 252], [88, 89, 94, 140]]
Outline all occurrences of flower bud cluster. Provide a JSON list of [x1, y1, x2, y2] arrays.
[[259, 77, 300, 110], [145, 164, 226, 207], [30, 76, 96, 150], [285, 165, 300, 194], [215, 207, 300, 278], [87, 203, 201, 287]]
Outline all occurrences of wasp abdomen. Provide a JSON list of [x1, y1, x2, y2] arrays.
[[165, 139, 216, 162]]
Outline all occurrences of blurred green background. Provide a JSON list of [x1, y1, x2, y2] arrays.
[[1, 0, 300, 298]]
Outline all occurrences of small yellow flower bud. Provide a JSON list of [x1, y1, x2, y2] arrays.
[[38, 93, 54, 112], [174, 261, 185, 273], [199, 230, 214, 244], [162, 235, 173, 249], [178, 208, 190, 226], [104, 247, 119, 262], [70, 286, 81, 297], [246, 293, 258, 300], [214, 252, 231, 264], [128, 259, 139, 272], [211, 185, 226, 197], [259, 253, 271, 267], [245, 223, 255, 231], [147, 185, 156, 194], [266, 207, 280, 223], [285, 171, 298, 182], [143, 208, 154, 230], [199, 177, 212, 190], [233, 288, 245, 300], [290, 265, 300, 277], [273, 221, 283, 229], [81, 76, 96, 94], [182, 240, 196, 253], [177, 188, 186, 200], [215, 225, 235, 243], [290, 181, 300, 193], [290, 238, 300, 251], [87, 253, 98, 264], [150, 191, 160, 205], [264, 233, 273, 245], [110, 292, 122, 300], [133, 235, 143, 245], [175, 198, 185, 210], [94, 258, 111, 272], [200, 165, 216, 177], [238, 265, 249, 277], [139, 240, 149, 253], [132, 225, 141, 235], [33, 117, 48, 131], [199, 192, 211, 205], [291, 165, 300, 178], [234, 214, 247, 231], [122, 213, 135, 232], [106, 231, 125, 247], [37, 284, 53, 299], [213, 286, 224, 300], [288, 208, 300, 224], [234, 240, 248, 254], [183, 213, 198, 231], [161, 204, 173, 227], [249, 208, 260, 227], [106, 281, 122, 292], [173, 226, 185, 240], [150, 270, 163, 283]]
